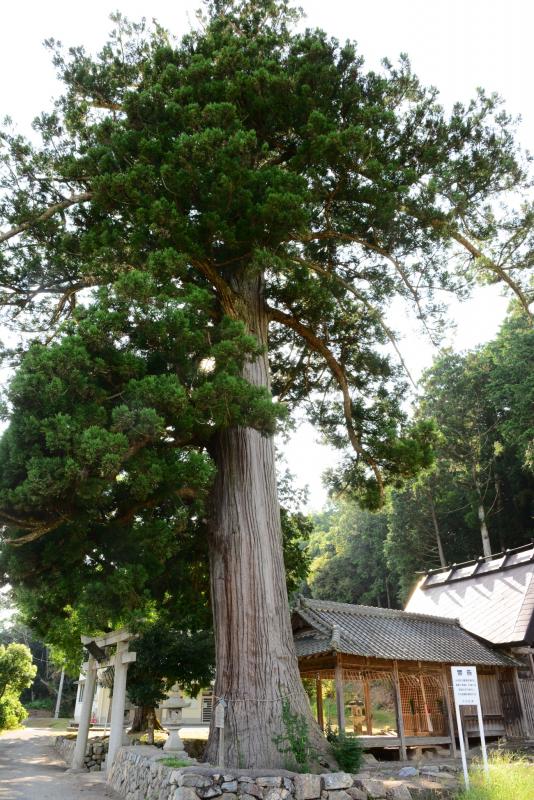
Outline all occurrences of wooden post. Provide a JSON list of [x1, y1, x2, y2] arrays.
[[392, 661, 407, 761], [419, 673, 433, 733], [363, 679, 373, 735], [513, 667, 532, 738], [335, 661, 346, 734], [316, 675, 324, 731], [461, 707, 470, 754], [441, 666, 457, 757]]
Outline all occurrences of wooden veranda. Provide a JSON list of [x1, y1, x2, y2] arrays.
[[292, 597, 528, 757]]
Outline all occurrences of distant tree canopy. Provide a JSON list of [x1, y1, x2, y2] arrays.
[[307, 502, 394, 607], [310, 308, 534, 604]]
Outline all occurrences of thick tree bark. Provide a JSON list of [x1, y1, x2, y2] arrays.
[[204, 271, 329, 768], [129, 705, 163, 740]]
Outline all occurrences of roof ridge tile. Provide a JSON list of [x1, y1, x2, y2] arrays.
[[300, 596, 459, 626]]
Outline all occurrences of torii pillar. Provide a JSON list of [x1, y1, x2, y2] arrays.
[[70, 629, 136, 773], [106, 638, 133, 770], [70, 655, 98, 771]]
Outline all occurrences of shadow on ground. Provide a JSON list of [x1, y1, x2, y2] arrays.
[[0, 727, 118, 799]]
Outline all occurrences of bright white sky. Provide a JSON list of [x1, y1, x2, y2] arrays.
[[1, 0, 532, 510]]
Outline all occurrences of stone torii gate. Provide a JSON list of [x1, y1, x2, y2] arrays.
[[70, 629, 136, 772]]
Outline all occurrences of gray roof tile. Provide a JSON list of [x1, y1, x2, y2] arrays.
[[406, 544, 534, 645], [293, 597, 516, 667]]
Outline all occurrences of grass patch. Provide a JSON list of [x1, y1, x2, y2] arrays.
[[24, 717, 71, 731], [456, 751, 534, 800], [130, 729, 167, 746], [158, 757, 190, 768]]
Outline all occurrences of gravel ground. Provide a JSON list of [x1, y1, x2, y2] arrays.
[[0, 726, 119, 800]]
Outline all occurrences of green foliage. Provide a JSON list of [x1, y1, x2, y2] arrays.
[[25, 697, 54, 711], [311, 306, 534, 604], [483, 311, 534, 475], [0, 642, 35, 731], [308, 502, 397, 607], [325, 726, 363, 773], [386, 311, 534, 599], [0, 693, 28, 731], [1, 0, 528, 523], [127, 625, 214, 710], [0, 643, 36, 699], [279, 471, 313, 597], [273, 699, 317, 772]]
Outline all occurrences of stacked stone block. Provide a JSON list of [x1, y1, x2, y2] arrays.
[[56, 734, 109, 771], [107, 748, 460, 800]]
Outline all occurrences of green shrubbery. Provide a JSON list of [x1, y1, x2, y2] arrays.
[[25, 697, 54, 711], [0, 643, 36, 731], [0, 694, 28, 730], [273, 700, 317, 772], [325, 726, 363, 773]]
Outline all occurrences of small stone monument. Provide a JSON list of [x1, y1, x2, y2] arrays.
[[160, 686, 195, 761]]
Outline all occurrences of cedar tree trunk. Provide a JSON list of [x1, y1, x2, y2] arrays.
[[129, 705, 163, 740], [204, 271, 329, 768]]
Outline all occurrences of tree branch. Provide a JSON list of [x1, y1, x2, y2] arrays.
[[290, 254, 417, 387], [1, 486, 199, 547], [397, 205, 533, 319], [191, 258, 244, 318], [448, 227, 532, 318], [0, 192, 92, 244], [87, 100, 124, 112], [0, 514, 67, 544], [269, 306, 384, 497], [290, 230, 441, 344], [114, 486, 198, 527]]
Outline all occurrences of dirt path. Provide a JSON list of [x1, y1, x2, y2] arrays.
[[0, 726, 119, 800]]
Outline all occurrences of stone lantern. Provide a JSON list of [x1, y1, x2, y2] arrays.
[[160, 686, 195, 761]]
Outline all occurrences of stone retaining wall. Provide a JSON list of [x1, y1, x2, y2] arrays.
[[107, 747, 460, 800], [56, 734, 109, 771]]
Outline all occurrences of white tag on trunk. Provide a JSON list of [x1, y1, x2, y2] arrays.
[[215, 699, 226, 728]]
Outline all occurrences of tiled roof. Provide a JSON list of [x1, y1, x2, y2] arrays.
[[292, 597, 517, 666], [405, 544, 534, 645]]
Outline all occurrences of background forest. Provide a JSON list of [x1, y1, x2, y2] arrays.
[[306, 307, 534, 606]]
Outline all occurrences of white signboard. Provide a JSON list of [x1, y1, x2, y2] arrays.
[[451, 666, 489, 789], [451, 666, 481, 706]]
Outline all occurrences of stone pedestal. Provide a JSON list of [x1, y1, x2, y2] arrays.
[[160, 686, 195, 762]]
